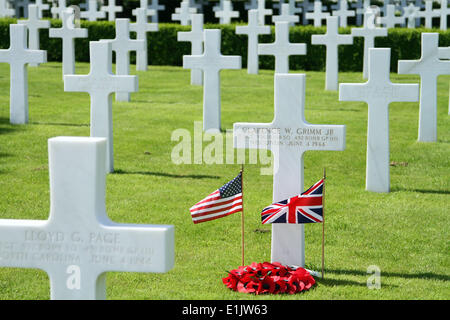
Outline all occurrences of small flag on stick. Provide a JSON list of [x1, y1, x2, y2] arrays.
[[190, 172, 243, 224], [261, 179, 324, 225]]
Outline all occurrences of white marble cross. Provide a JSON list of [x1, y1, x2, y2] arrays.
[[215, 0, 239, 24], [0, 0, 15, 17], [132, 0, 156, 19], [64, 41, 138, 173], [273, 0, 302, 17], [101, 0, 123, 21], [172, 0, 197, 26], [131, 8, 158, 72], [234, 73, 346, 267], [183, 29, 241, 132], [417, 0, 440, 28], [340, 48, 419, 193], [440, 0, 450, 30], [106, 18, 145, 102], [306, 0, 330, 27], [311, 16, 353, 91], [236, 9, 271, 75], [332, 0, 355, 27], [178, 13, 204, 85], [398, 33, 450, 142], [403, 2, 421, 28], [257, 0, 273, 25], [0, 136, 174, 300], [49, 9, 88, 76], [80, 0, 106, 21], [377, 4, 406, 28], [272, 3, 299, 26], [18, 4, 49, 67], [258, 21, 306, 74], [50, 0, 67, 19], [352, 11, 387, 79], [148, 0, 165, 23], [0, 24, 46, 124], [35, 0, 50, 18]]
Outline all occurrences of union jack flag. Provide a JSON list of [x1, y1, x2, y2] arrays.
[[261, 179, 324, 224]]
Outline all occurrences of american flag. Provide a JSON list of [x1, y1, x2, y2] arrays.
[[261, 179, 324, 224], [190, 172, 243, 224]]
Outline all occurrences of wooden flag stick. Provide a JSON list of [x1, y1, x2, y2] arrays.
[[241, 164, 245, 266], [322, 167, 327, 279]]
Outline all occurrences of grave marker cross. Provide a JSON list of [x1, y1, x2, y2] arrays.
[[236, 9, 271, 75], [340, 48, 419, 192], [183, 29, 241, 132], [0, 136, 174, 300], [233, 73, 346, 267], [64, 41, 138, 173], [258, 21, 307, 74], [398, 33, 450, 142]]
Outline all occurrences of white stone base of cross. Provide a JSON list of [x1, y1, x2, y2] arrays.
[[0, 137, 175, 300], [234, 74, 346, 266]]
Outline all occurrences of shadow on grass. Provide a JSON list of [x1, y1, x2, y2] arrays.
[[325, 268, 450, 282], [29, 121, 89, 127], [113, 169, 221, 180], [391, 187, 450, 195], [0, 117, 25, 135]]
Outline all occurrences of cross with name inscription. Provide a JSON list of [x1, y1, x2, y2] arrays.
[[340, 48, 419, 193], [398, 33, 450, 142], [234, 74, 346, 267], [64, 41, 138, 173], [0, 24, 46, 124], [18, 4, 50, 67], [131, 8, 158, 72], [106, 18, 145, 102], [311, 16, 353, 91], [49, 9, 88, 76], [80, 0, 106, 21], [178, 13, 204, 85], [258, 21, 306, 74], [0, 136, 174, 300], [183, 29, 241, 132], [236, 9, 271, 75]]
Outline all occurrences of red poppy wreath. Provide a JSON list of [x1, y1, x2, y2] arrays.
[[222, 262, 316, 294]]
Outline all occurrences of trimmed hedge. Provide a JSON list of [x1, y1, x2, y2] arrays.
[[1, 18, 449, 72]]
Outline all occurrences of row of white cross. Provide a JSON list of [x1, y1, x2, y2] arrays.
[[174, 0, 450, 29], [0, 0, 165, 22], [0, 5, 448, 297]]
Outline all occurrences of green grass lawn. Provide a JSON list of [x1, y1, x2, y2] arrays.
[[0, 62, 448, 300]]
